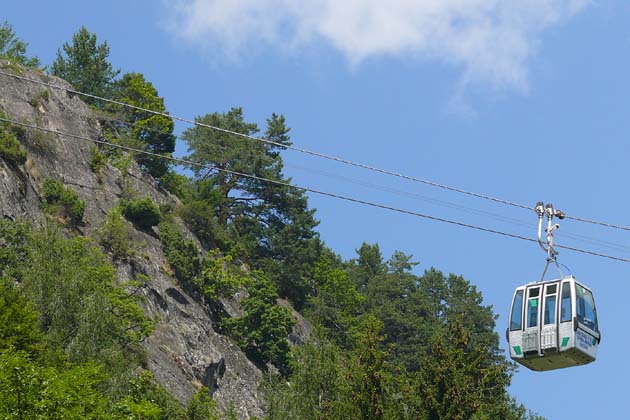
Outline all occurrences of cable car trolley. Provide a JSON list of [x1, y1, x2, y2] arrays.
[[507, 203, 600, 371]]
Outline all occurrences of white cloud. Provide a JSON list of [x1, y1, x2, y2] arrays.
[[163, 0, 590, 90]]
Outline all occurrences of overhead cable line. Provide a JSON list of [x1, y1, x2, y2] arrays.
[[68, 96, 630, 253], [2, 116, 629, 263], [51, 96, 630, 253], [287, 162, 630, 253], [3, 70, 629, 232]]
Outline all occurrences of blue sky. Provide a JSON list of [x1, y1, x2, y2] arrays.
[[5, 1, 630, 418]]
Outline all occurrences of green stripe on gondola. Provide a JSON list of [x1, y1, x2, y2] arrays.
[[561, 337, 570, 347], [513, 346, 522, 355]]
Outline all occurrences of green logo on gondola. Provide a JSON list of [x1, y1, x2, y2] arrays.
[[513, 346, 522, 355], [561, 337, 570, 347]]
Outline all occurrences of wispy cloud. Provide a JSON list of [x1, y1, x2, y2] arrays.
[[163, 0, 589, 91]]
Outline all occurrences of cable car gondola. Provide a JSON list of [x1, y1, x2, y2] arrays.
[[506, 203, 600, 372]]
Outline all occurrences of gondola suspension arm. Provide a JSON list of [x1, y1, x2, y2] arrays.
[[536, 202, 566, 281]]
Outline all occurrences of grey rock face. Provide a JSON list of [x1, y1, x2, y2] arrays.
[[0, 62, 265, 418]]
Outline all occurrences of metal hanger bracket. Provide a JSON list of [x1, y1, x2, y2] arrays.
[[536, 201, 566, 281]]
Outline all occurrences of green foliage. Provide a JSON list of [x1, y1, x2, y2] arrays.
[[306, 252, 364, 348], [28, 89, 50, 108], [179, 197, 232, 251], [0, 349, 110, 419], [115, 371, 185, 420], [121, 197, 162, 230], [337, 317, 396, 420], [266, 339, 342, 420], [0, 115, 27, 165], [23, 227, 153, 370], [348, 242, 386, 292], [159, 220, 203, 291], [41, 178, 85, 223], [0, 221, 175, 418], [185, 387, 220, 420], [160, 219, 246, 304], [90, 145, 107, 175], [108, 72, 176, 179], [159, 170, 193, 200], [51, 27, 119, 103], [267, 321, 412, 420], [0, 280, 42, 355], [196, 251, 249, 301], [99, 207, 135, 259], [223, 274, 295, 375], [0, 219, 31, 280], [269, 245, 547, 420], [0, 20, 40, 67], [182, 109, 321, 309], [223, 403, 240, 420], [415, 318, 512, 420]]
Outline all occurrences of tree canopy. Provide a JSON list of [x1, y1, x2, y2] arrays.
[[0, 20, 40, 67], [51, 26, 119, 102], [109, 72, 176, 178]]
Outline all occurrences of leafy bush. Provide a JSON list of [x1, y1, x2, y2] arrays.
[[98, 208, 134, 260], [24, 228, 154, 368], [113, 371, 185, 420], [121, 197, 161, 230], [196, 251, 249, 301], [90, 145, 107, 175], [158, 171, 191, 200], [0, 220, 171, 418], [0, 280, 42, 355], [179, 200, 232, 251], [41, 178, 85, 223], [223, 274, 295, 375], [0, 350, 110, 419], [0, 219, 31, 280], [27, 89, 49, 109], [185, 387, 220, 420], [0, 118, 27, 165], [159, 220, 202, 292], [159, 220, 247, 302]]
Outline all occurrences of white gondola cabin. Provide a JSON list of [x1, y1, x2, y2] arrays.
[[507, 276, 600, 371]]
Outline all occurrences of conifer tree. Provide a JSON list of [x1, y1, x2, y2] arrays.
[[109, 72, 176, 178], [0, 21, 39, 67], [51, 27, 119, 103]]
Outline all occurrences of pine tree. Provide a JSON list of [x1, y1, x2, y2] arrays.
[[0, 21, 40, 67], [109, 72, 176, 178], [51, 27, 119, 103]]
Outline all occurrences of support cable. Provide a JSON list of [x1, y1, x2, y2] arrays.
[[3, 70, 629, 231], [2, 116, 629, 263]]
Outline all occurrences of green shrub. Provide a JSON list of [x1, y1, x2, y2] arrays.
[[186, 387, 220, 419], [90, 145, 107, 175], [159, 220, 202, 291], [121, 197, 161, 230], [0, 120, 27, 165], [179, 200, 232, 251], [196, 250, 249, 301], [41, 178, 85, 223], [27, 89, 49, 109], [223, 274, 295, 375], [98, 208, 134, 260]]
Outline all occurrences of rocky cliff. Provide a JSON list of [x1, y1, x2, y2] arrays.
[[0, 61, 267, 418]]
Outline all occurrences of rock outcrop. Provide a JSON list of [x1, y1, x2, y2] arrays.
[[0, 62, 265, 418]]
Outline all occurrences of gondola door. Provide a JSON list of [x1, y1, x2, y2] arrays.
[[540, 282, 559, 352], [523, 284, 542, 355]]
